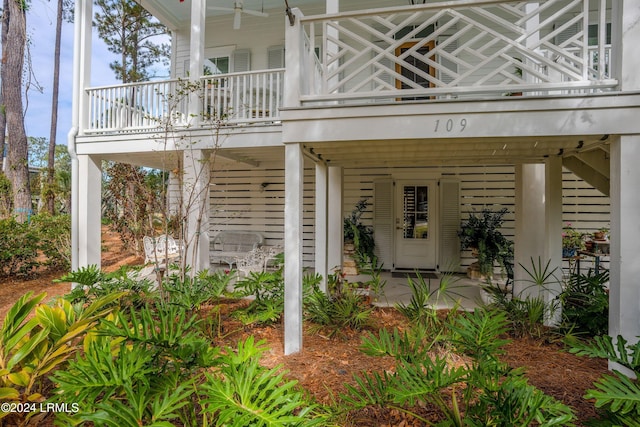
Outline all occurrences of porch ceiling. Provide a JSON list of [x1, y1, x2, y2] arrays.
[[141, 0, 321, 28], [301, 135, 609, 167], [101, 135, 608, 170]]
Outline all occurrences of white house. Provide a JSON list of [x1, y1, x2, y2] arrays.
[[69, 0, 640, 355]]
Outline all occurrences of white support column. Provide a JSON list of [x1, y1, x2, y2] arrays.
[[284, 8, 304, 108], [77, 0, 92, 135], [284, 143, 304, 355], [183, 149, 210, 273], [77, 155, 102, 269], [513, 163, 546, 297], [188, 0, 206, 125], [544, 157, 564, 324], [609, 135, 640, 353], [315, 163, 328, 292], [327, 166, 343, 273], [612, 0, 640, 91], [69, 0, 93, 273]]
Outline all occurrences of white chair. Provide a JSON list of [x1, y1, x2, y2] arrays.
[[143, 235, 182, 264], [236, 248, 266, 278]]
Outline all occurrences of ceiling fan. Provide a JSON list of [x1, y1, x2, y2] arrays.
[[208, 0, 269, 30]]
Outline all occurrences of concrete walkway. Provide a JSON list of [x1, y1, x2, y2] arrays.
[[345, 271, 483, 311]]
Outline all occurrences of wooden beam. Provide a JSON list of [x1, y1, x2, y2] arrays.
[[563, 156, 610, 196]]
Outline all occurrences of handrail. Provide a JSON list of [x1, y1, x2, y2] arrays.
[[84, 69, 285, 134]]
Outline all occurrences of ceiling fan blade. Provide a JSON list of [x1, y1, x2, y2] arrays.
[[242, 9, 269, 17], [207, 6, 235, 12], [233, 9, 242, 29]]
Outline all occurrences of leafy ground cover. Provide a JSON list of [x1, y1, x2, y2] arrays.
[[0, 226, 611, 426]]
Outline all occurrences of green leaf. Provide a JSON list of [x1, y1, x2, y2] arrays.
[[0, 386, 20, 400], [585, 371, 640, 415], [6, 328, 50, 370]]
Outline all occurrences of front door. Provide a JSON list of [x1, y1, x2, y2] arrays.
[[394, 181, 437, 269]]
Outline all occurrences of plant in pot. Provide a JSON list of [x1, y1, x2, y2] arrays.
[[562, 223, 584, 258], [593, 226, 609, 241], [459, 208, 510, 279], [343, 198, 375, 274]]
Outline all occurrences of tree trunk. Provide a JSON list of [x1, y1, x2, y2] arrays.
[[46, 0, 64, 215], [0, 0, 9, 175], [2, 0, 32, 222]]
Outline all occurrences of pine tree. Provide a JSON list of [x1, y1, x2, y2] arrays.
[[1, 0, 32, 222], [93, 0, 170, 83]]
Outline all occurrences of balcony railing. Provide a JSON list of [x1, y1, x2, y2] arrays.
[[85, 69, 285, 134], [290, 0, 616, 105]]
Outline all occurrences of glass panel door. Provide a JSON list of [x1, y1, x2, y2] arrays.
[[395, 180, 437, 270], [403, 185, 429, 239]]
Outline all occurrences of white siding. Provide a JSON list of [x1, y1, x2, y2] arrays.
[[207, 162, 610, 271]]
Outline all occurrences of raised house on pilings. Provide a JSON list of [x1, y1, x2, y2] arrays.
[[69, 0, 640, 355]]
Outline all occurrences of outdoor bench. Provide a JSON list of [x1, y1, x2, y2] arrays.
[[210, 231, 264, 268]]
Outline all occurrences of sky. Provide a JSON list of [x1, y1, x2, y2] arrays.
[[25, 2, 119, 145]]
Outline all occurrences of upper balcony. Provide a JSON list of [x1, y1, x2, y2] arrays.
[[288, 0, 615, 107], [80, 0, 617, 136]]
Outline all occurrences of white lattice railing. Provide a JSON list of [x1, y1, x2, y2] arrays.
[[293, 0, 616, 105], [85, 69, 284, 134]]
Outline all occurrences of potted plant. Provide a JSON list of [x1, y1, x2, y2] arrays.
[[562, 223, 584, 257], [593, 227, 609, 241], [459, 208, 510, 279], [343, 198, 375, 274]]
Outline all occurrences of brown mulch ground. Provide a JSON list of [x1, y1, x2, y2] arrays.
[[0, 226, 610, 426]]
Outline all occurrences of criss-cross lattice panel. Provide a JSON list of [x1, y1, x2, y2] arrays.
[[302, 0, 612, 100]]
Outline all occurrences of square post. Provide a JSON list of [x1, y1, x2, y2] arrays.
[[284, 143, 304, 355]]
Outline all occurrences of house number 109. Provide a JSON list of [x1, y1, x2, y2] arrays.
[[434, 118, 467, 133]]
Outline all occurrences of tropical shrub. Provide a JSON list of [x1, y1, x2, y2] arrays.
[[30, 213, 71, 269], [59, 265, 156, 308], [0, 217, 39, 277], [484, 258, 560, 338], [304, 270, 372, 337], [0, 291, 123, 425], [200, 336, 325, 426], [342, 308, 575, 426], [560, 269, 609, 336], [50, 300, 218, 426], [396, 271, 463, 343], [233, 271, 286, 325], [163, 268, 234, 311], [570, 335, 640, 425]]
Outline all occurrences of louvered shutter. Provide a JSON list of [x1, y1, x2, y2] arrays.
[[439, 179, 460, 272], [268, 45, 285, 69], [233, 49, 251, 72], [373, 179, 394, 270]]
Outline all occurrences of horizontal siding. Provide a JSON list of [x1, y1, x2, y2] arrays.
[[206, 162, 610, 272]]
